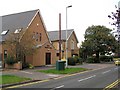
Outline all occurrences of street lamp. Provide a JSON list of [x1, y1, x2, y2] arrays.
[[66, 5, 72, 68]]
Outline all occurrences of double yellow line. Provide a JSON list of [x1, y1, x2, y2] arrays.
[[4, 79, 49, 89], [103, 79, 120, 90]]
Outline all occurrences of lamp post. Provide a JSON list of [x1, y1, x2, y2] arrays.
[[66, 5, 72, 68]]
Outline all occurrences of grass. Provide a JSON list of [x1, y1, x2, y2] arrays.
[[37, 68, 88, 74], [113, 58, 120, 61], [0, 75, 31, 84]]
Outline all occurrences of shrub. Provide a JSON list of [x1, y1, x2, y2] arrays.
[[113, 55, 120, 58], [73, 56, 79, 63], [78, 58, 83, 64], [68, 57, 76, 65], [22, 62, 29, 68], [86, 57, 95, 63], [74, 56, 83, 64], [29, 64, 34, 69], [5, 55, 17, 65], [100, 55, 113, 62]]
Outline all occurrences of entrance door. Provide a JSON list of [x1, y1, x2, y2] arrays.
[[46, 53, 51, 65]]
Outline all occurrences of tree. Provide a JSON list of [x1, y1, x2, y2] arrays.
[[4, 29, 37, 65], [81, 25, 117, 62], [108, 4, 120, 57]]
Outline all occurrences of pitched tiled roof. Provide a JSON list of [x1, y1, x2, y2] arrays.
[[48, 29, 75, 41], [0, 9, 38, 42]]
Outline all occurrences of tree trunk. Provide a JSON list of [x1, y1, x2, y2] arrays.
[[96, 51, 100, 63]]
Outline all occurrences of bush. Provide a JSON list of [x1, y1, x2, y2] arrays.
[[22, 62, 29, 68], [100, 55, 113, 62], [29, 64, 34, 69], [68, 56, 83, 65], [74, 56, 83, 64], [113, 55, 120, 58], [73, 56, 79, 63], [68, 57, 76, 65], [78, 58, 83, 64], [86, 57, 95, 63], [5, 55, 17, 65]]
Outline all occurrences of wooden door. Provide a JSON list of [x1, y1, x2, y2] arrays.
[[46, 53, 51, 65]]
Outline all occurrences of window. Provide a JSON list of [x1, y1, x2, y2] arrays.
[[71, 40, 74, 49], [4, 50, 7, 59], [32, 32, 35, 39], [40, 33, 42, 41], [14, 29, 21, 34], [1, 30, 9, 35], [56, 53, 59, 57], [57, 42, 63, 50], [33, 32, 41, 42], [36, 32, 39, 41]]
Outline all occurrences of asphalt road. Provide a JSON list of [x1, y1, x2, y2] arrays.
[[8, 65, 120, 89]]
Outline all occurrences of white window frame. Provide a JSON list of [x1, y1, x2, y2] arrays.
[[1, 30, 8, 35], [14, 29, 21, 34]]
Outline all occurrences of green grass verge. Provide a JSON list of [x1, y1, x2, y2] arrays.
[[37, 68, 88, 74], [113, 58, 120, 61], [0, 75, 31, 84]]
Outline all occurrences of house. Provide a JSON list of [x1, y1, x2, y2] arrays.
[[48, 29, 79, 59], [0, 9, 57, 68]]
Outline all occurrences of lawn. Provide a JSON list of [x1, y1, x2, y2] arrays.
[[113, 58, 120, 61], [0, 75, 31, 84], [37, 68, 88, 74]]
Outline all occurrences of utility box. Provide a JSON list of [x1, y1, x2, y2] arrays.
[[56, 60, 66, 70]]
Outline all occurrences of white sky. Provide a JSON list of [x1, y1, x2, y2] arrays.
[[0, 0, 119, 45]]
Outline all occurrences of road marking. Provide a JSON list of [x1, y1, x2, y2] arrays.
[[48, 74, 59, 77], [55, 85, 64, 88], [114, 67, 118, 70], [5, 79, 49, 89], [102, 70, 111, 74], [78, 75, 96, 82], [20, 71, 33, 74], [103, 79, 120, 90], [54, 66, 114, 80]]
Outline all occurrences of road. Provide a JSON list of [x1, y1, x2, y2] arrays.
[[7, 65, 120, 89]]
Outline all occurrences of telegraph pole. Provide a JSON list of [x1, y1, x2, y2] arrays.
[[59, 13, 61, 60]]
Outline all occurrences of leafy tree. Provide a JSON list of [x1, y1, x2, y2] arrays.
[[81, 25, 117, 62], [4, 29, 37, 65], [108, 5, 120, 57]]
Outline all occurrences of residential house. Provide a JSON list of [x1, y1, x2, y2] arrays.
[[0, 9, 57, 67], [48, 29, 79, 59]]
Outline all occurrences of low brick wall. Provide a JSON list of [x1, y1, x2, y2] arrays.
[[5, 62, 22, 70]]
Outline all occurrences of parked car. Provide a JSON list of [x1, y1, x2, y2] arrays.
[[114, 59, 120, 66]]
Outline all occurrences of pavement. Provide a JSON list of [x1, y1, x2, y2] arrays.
[[1, 62, 115, 88], [2, 65, 62, 80]]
